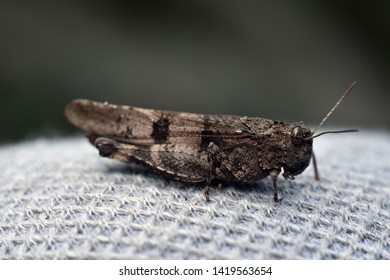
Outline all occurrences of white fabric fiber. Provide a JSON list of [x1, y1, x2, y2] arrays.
[[0, 130, 389, 259]]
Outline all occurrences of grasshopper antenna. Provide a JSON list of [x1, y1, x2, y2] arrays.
[[310, 81, 358, 180], [312, 81, 358, 138]]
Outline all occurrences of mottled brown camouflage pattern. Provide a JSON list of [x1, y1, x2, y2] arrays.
[[65, 99, 316, 202]]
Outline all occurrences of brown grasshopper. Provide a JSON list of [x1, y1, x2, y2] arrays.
[[65, 82, 357, 202]]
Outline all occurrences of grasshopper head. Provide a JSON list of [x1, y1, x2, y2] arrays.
[[283, 122, 313, 179], [282, 81, 358, 181]]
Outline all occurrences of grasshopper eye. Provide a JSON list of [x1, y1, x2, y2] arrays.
[[291, 126, 303, 145], [292, 126, 302, 137]]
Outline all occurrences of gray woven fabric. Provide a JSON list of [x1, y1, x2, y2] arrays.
[[0, 130, 389, 259]]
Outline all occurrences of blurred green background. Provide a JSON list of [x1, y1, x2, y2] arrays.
[[1, 0, 389, 143]]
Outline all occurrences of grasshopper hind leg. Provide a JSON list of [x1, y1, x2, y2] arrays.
[[204, 142, 233, 202]]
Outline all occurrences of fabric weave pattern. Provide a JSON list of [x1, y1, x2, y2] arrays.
[[0, 131, 389, 259]]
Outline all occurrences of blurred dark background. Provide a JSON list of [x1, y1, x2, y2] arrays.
[[1, 0, 389, 143]]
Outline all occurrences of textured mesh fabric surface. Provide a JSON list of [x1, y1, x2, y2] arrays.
[[0, 130, 389, 259]]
